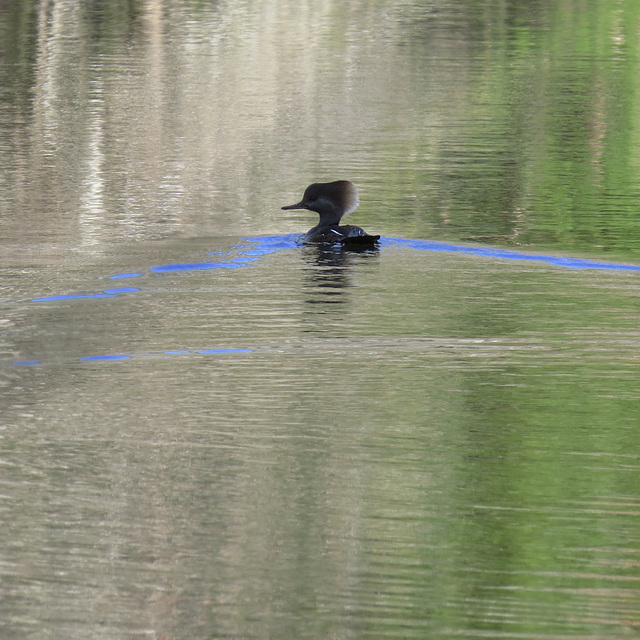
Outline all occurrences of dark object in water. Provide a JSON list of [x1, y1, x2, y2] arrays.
[[282, 180, 380, 246]]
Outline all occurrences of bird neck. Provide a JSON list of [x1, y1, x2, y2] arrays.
[[317, 209, 343, 227]]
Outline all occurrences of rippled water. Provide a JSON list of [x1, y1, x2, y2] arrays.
[[2, 1, 640, 638]]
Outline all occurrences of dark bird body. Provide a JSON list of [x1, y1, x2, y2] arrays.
[[282, 180, 380, 247]]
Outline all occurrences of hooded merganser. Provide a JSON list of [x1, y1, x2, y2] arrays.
[[282, 180, 380, 247]]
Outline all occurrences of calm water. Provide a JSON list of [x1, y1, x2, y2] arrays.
[[2, 1, 640, 638]]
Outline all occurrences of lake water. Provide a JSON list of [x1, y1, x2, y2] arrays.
[[1, 1, 640, 638]]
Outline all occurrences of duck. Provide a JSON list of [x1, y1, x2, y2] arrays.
[[282, 180, 380, 247]]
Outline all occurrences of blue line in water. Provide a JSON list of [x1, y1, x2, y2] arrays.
[[103, 287, 140, 294], [13, 234, 638, 368], [244, 233, 640, 271], [10, 348, 253, 367], [28, 234, 640, 307], [379, 237, 640, 271], [33, 293, 117, 302], [242, 234, 301, 251]]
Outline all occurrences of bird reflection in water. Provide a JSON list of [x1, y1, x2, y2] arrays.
[[301, 242, 379, 312]]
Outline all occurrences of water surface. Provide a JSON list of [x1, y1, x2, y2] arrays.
[[1, 1, 640, 638]]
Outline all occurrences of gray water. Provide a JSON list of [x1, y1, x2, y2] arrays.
[[2, 1, 640, 639]]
